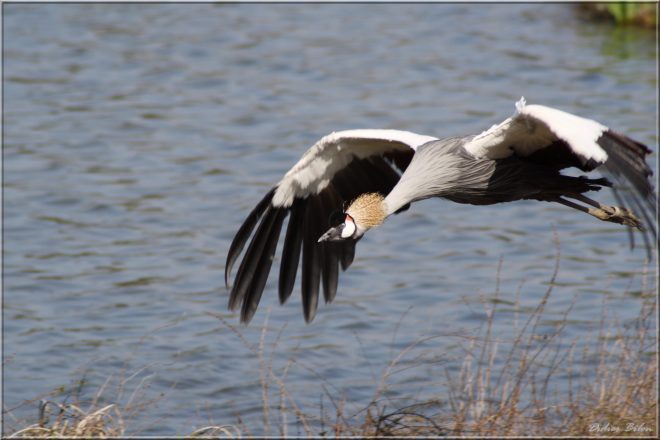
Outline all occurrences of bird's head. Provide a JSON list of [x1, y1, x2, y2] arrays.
[[318, 192, 387, 242]]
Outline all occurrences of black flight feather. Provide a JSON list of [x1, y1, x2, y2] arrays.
[[599, 131, 654, 199], [278, 199, 305, 305], [322, 244, 340, 303], [339, 240, 356, 270], [301, 196, 322, 323], [319, 187, 341, 303], [225, 188, 276, 287], [240, 208, 287, 323], [598, 131, 657, 244], [228, 205, 278, 311]]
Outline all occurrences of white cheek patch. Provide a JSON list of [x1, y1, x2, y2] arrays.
[[341, 218, 356, 238]]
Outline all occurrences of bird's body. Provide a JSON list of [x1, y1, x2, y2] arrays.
[[385, 138, 608, 212], [226, 98, 656, 324]]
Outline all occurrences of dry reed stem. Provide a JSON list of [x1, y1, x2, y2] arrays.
[[8, 235, 656, 437], [209, 311, 313, 436]]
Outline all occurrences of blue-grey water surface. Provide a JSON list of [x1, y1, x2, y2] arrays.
[[3, 4, 657, 436]]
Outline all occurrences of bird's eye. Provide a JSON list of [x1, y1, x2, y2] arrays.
[[329, 210, 346, 227]]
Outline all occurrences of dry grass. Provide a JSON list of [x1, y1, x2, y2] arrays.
[[361, 258, 657, 436], [208, 244, 657, 437], [4, 364, 242, 439], [4, 318, 242, 438], [8, 402, 125, 438], [6, 247, 657, 437]]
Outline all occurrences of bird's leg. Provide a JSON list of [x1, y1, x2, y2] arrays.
[[555, 196, 643, 230], [569, 194, 643, 228]]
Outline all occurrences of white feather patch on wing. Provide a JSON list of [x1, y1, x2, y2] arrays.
[[464, 97, 609, 165], [272, 129, 438, 207]]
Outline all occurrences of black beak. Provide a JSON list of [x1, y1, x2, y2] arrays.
[[318, 225, 344, 242]]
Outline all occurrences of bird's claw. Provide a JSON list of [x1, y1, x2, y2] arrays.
[[591, 205, 643, 230]]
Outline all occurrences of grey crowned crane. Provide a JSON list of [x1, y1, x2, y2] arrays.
[[225, 98, 656, 324]]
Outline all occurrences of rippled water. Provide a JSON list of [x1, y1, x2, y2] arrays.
[[4, 4, 657, 436]]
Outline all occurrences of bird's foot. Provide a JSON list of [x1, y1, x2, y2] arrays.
[[589, 205, 643, 230]]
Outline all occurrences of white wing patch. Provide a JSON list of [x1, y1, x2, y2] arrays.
[[272, 129, 438, 207], [464, 97, 609, 165]]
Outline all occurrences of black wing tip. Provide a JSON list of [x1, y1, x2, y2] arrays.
[[228, 286, 241, 311], [303, 308, 317, 324], [300, 198, 322, 324], [225, 187, 277, 288], [596, 129, 657, 248], [302, 292, 319, 323], [604, 129, 653, 155], [240, 305, 256, 325], [239, 209, 287, 326], [239, 310, 253, 325], [278, 199, 306, 305], [226, 188, 282, 321]]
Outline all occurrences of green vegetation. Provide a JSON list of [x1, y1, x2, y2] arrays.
[[580, 3, 657, 28]]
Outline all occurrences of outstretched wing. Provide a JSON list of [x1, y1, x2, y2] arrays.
[[225, 129, 438, 323], [464, 97, 656, 247]]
